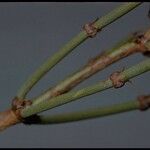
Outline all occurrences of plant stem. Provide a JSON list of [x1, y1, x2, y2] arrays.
[[0, 109, 20, 131], [28, 100, 139, 124], [94, 2, 141, 29], [17, 2, 141, 99], [31, 95, 149, 124], [21, 58, 150, 118], [33, 28, 150, 105]]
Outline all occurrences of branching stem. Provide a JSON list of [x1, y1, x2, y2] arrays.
[[21, 59, 150, 118], [17, 2, 141, 99], [33, 28, 150, 105]]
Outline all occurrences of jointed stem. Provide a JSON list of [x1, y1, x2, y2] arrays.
[[1, 3, 149, 132], [26, 100, 139, 124], [21, 59, 150, 118], [33, 28, 150, 105], [25, 94, 150, 124], [17, 2, 141, 99]]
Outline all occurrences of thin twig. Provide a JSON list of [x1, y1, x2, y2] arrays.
[[17, 2, 141, 99], [23, 95, 150, 124]]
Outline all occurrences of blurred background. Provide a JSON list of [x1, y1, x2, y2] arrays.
[[0, 2, 149, 148]]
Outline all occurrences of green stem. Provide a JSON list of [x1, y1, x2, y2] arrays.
[[21, 59, 150, 118], [33, 27, 150, 105], [32, 34, 135, 105], [17, 2, 141, 99], [94, 2, 141, 29], [29, 100, 139, 124]]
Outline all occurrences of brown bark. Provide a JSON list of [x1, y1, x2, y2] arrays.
[[0, 97, 32, 131], [0, 109, 20, 131]]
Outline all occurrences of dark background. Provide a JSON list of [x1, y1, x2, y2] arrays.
[[0, 2, 150, 148]]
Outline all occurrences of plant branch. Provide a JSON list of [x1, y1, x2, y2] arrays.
[[32, 28, 150, 105], [0, 109, 20, 131], [23, 95, 150, 124], [17, 2, 141, 99], [21, 58, 150, 118]]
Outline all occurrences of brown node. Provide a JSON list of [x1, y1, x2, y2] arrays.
[[83, 18, 100, 38], [137, 95, 150, 111], [133, 32, 145, 44], [109, 69, 125, 88], [133, 31, 150, 56], [0, 97, 32, 131], [11, 97, 32, 121], [11, 97, 41, 125]]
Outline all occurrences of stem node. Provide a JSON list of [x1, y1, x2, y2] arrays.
[[138, 95, 150, 111], [109, 69, 125, 88], [83, 19, 101, 38]]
